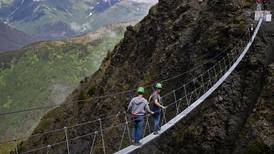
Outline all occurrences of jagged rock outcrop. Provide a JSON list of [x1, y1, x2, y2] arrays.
[[232, 64, 274, 154], [232, 2, 274, 152], [17, 0, 274, 154]]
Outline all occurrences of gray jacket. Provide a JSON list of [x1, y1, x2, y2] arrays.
[[128, 96, 152, 116]]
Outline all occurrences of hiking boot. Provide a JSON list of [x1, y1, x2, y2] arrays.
[[153, 131, 159, 135], [134, 142, 142, 146]]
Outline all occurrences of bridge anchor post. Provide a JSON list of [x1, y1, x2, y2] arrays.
[[208, 69, 212, 85], [46, 145, 51, 154], [64, 127, 70, 154], [183, 85, 190, 106], [13, 137, 19, 154], [124, 111, 132, 144], [218, 61, 223, 76], [173, 90, 179, 115], [193, 79, 199, 100], [98, 118, 106, 154], [200, 74, 205, 93], [90, 131, 98, 154]]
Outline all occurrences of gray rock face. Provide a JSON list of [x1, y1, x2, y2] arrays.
[[17, 0, 274, 154], [232, 64, 274, 154]]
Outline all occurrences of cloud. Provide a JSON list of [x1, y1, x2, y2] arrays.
[[70, 22, 91, 32], [70, 22, 82, 32], [50, 84, 70, 105]]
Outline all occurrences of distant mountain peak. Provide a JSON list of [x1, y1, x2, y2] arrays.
[[94, 0, 120, 12], [0, 0, 157, 39]]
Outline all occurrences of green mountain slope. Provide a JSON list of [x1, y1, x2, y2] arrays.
[[0, 24, 126, 150]]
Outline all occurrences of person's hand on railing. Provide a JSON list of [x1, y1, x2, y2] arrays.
[[160, 105, 167, 110]]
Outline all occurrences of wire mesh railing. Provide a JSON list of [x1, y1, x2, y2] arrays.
[[0, 28, 249, 118], [2, 12, 264, 154], [6, 22, 257, 153], [0, 31, 250, 150]]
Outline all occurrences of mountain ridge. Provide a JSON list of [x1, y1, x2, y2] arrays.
[[0, 0, 157, 39], [0, 21, 33, 52], [0, 22, 129, 153]]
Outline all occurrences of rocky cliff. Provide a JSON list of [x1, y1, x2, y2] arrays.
[[232, 2, 274, 153], [232, 64, 274, 154], [17, 0, 274, 153]]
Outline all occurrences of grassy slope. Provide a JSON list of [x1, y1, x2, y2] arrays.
[[0, 25, 125, 151], [0, 0, 13, 5]]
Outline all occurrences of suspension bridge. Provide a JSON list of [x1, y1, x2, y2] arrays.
[[116, 17, 263, 154], [0, 17, 264, 154]]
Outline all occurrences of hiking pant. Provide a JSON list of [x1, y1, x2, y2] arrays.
[[153, 112, 161, 132], [263, 3, 267, 10], [152, 107, 161, 132], [132, 115, 144, 143]]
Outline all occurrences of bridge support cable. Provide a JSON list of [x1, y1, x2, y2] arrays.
[[124, 112, 133, 145], [89, 131, 98, 154], [12, 137, 19, 154], [161, 109, 167, 126], [98, 118, 106, 154], [46, 145, 51, 154], [0, 31, 249, 148], [117, 114, 133, 151], [118, 122, 128, 151], [0, 29, 248, 120], [64, 127, 70, 154], [115, 18, 263, 154], [173, 90, 180, 115], [143, 115, 152, 137], [8, 18, 262, 154]]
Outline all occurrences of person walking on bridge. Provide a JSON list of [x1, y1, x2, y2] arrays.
[[149, 83, 166, 135], [128, 87, 154, 146], [256, 0, 263, 10], [249, 23, 254, 41], [262, 0, 268, 10]]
